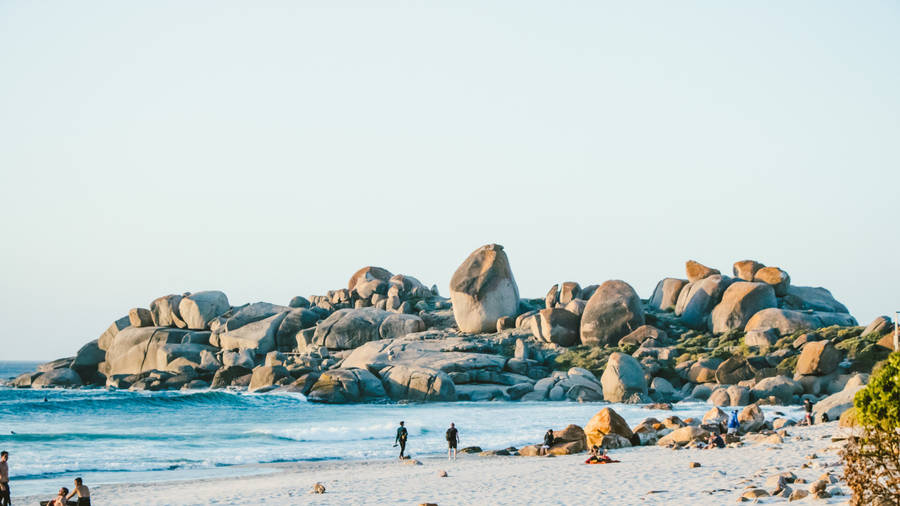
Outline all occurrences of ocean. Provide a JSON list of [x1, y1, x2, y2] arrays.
[[0, 361, 802, 498]]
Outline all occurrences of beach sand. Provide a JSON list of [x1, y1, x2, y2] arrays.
[[18, 422, 851, 505]]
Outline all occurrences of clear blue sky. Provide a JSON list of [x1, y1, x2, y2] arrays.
[[1, 1, 898, 360]]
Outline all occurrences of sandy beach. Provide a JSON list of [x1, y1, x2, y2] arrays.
[[16, 422, 852, 505]]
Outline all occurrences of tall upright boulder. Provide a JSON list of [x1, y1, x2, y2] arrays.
[[677, 275, 733, 330], [179, 291, 230, 330], [584, 407, 634, 448], [449, 244, 519, 333], [580, 280, 644, 346], [685, 260, 720, 283], [600, 352, 647, 402], [97, 316, 130, 351], [649, 278, 688, 311], [709, 282, 776, 334]]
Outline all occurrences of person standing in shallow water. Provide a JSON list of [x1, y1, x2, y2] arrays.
[[394, 421, 408, 459], [0, 451, 10, 506], [446, 422, 459, 460]]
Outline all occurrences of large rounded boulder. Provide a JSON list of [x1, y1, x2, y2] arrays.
[[709, 282, 776, 334], [179, 291, 230, 330], [753, 267, 791, 297], [733, 260, 765, 282], [449, 244, 519, 333], [580, 280, 644, 346], [584, 407, 634, 448], [313, 307, 419, 350], [649, 278, 688, 312], [600, 352, 647, 402], [795, 341, 842, 376]]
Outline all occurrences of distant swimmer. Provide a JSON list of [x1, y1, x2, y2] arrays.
[[394, 421, 408, 459]]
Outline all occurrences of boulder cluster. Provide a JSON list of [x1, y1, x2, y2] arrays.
[[6, 246, 894, 417]]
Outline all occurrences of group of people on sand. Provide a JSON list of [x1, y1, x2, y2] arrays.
[[394, 421, 461, 461], [0, 451, 91, 506]]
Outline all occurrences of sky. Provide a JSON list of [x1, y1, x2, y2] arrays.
[[1, 1, 898, 360]]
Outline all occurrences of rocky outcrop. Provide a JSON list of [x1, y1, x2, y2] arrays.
[[307, 368, 387, 403], [549, 424, 587, 455], [216, 312, 287, 355], [179, 291, 230, 330], [97, 316, 130, 351], [861, 315, 892, 337], [105, 327, 192, 376], [600, 352, 647, 402], [348, 266, 393, 292], [745, 308, 857, 336], [709, 282, 776, 333], [449, 244, 519, 333], [580, 280, 644, 346], [380, 365, 456, 401], [753, 267, 790, 297], [795, 341, 842, 376], [649, 278, 687, 311], [781, 286, 849, 314], [812, 375, 867, 423], [313, 308, 424, 350], [657, 426, 709, 447], [31, 368, 83, 388], [249, 365, 290, 392], [685, 260, 720, 283]]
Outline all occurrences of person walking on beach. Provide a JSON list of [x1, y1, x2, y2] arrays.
[[0, 451, 10, 506], [394, 421, 408, 459], [65, 477, 90, 506], [446, 422, 459, 460], [727, 410, 740, 435]]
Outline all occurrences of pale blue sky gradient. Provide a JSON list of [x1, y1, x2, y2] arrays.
[[1, 1, 898, 360]]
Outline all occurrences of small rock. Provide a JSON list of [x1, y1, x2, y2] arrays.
[[310, 482, 326, 494], [438, 470, 448, 477], [740, 488, 770, 501], [689, 462, 701, 468], [404, 459, 423, 465], [788, 489, 808, 501]]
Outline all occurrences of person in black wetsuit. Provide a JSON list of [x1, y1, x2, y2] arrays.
[[446, 422, 460, 460], [394, 421, 408, 459], [803, 399, 814, 425]]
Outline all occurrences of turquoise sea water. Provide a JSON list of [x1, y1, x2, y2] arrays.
[[0, 361, 802, 498]]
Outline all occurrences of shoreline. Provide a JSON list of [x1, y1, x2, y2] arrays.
[[16, 422, 852, 505]]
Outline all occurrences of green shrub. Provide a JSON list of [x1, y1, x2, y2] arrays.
[[842, 352, 900, 505], [553, 346, 613, 377], [854, 352, 900, 430]]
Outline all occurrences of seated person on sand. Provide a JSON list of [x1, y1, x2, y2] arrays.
[[585, 445, 614, 464], [66, 477, 90, 506], [539, 429, 554, 455], [47, 487, 69, 506], [706, 433, 725, 449]]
